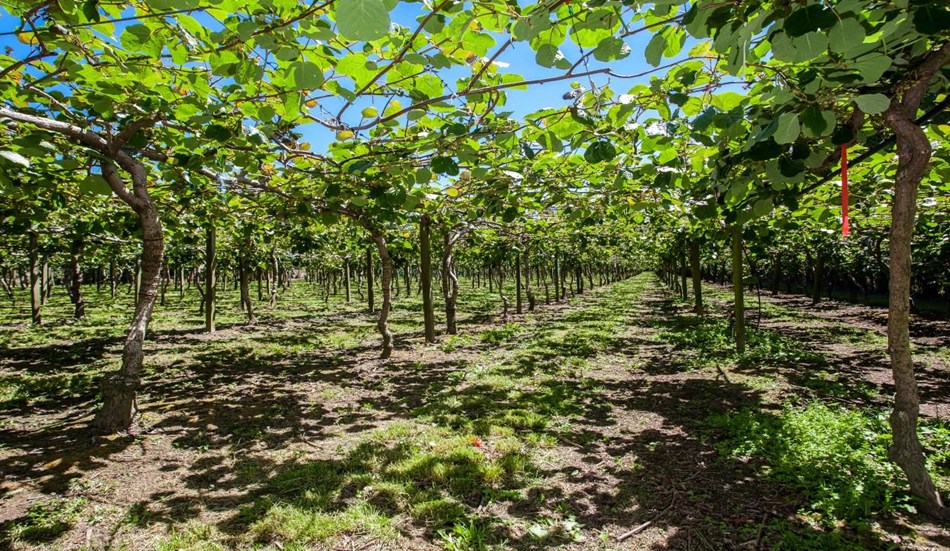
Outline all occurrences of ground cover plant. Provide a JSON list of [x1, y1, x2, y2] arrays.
[[2, 0, 950, 549]]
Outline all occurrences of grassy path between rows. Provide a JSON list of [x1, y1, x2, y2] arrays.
[[1, 274, 948, 550]]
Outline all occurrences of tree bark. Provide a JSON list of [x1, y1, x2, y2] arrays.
[[731, 226, 745, 354], [881, 45, 950, 519], [239, 241, 256, 325], [523, 244, 535, 311], [0, 107, 165, 434], [515, 251, 523, 314], [205, 225, 216, 333], [366, 246, 375, 314], [269, 248, 279, 308], [689, 240, 702, 314], [109, 260, 116, 300], [420, 215, 435, 343], [441, 229, 460, 334], [369, 231, 393, 358], [344, 258, 352, 304], [93, 165, 164, 434], [68, 237, 85, 319], [29, 232, 41, 325]]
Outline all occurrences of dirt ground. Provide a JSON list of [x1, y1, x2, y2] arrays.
[[1, 275, 948, 550]]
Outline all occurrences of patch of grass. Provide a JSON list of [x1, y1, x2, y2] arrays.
[[437, 518, 495, 550], [4, 496, 86, 543], [479, 323, 522, 345], [439, 334, 473, 353], [156, 521, 227, 551], [236, 421, 536, 549], [249, 501, 395, 544], [121, 501, 153, 528], [708, 403, 919, 524]]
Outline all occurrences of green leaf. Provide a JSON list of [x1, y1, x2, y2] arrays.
[[770, 32, 797, 62], [203, 124, 232, 142], [0, 150, 30, 167], [584, 140, 616, 163], [854, 93, 890, 114], [644, 33, 666, 67], [79, 175, 111, 195], [82, 0, 99, 23], [800, 108, 835, 137], [784, 5, 836, 38], [853, 53, 892, 84], [828, 18, 866, 55], [430, 156, 459, 176], [120, 24, 152, 51], [774, 113, 800, 145], [415, 167, 432, 183], [336, 0, 390, 41], [752, 198, 774, 218], [535, 44, 559, 68], [791, 32, 828, 62], [290, 61, 324, 90], [831, 125, 855, 146], [593, 37, 631, 62], [747, 139, 782, 161], [683, 1, 713, 38]]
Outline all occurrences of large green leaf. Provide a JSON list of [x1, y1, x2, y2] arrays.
[[290, 61, 324, 90], [594, 37, 631, 62], [431, 156, 459, 176], [791, 32, 828, 62], [644, 33, 666, 67], [800, 108, 835, 137], [783, 5, 836, 37], [853, 53, 892, 84], [774, 113, 800, 145], [336, 0, 390, 41], [584, 140, 616, 163], [828, 18, 866, 55], [854, 94, 890, 114]]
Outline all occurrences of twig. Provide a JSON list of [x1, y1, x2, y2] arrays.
[[616, 494, 675, 541], [693, 528, 715, 551], [754, 511, 769, 549]]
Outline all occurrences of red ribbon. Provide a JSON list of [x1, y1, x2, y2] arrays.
[[841, 144, 850, 237]]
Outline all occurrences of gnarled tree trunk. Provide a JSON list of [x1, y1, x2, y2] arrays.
[[881, 44, 950, 519], [239, 243, 257, 325], [689, 240, 702, 314], [205, 225, 216, 333], [369, 230, 393, 358], [441, 229, 460, 335], [523, 244, 535, 312], [29, 232, 41, 325], [68, 237, 85, 319], [420, 215, 435, 343], [93, 186, 164, 433], [731, 226, 745, 354]]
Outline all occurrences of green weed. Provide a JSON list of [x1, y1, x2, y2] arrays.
[[709, 403, 914, 523], [5, 496, 86, 543], [479, 323, 522, 345]]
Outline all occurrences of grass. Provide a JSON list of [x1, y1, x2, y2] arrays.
[[710, 404, 906, 522], [708, 403, 950, 548], [233, 421, 535, 549], [3, 496, 86, 544]]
